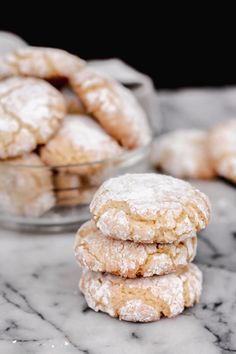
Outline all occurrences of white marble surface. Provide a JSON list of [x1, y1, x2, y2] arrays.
[[1, 89, 236, 354], [0, 180, 236, 354]]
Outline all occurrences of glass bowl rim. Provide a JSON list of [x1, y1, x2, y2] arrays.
[[0, 138, 153, 169]]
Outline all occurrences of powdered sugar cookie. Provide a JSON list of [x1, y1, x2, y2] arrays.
[[53, 172, 96, 206], [208, 120, 236, 183], [70, 67, 151, 149], [90, 173, 211, 243], [79, 263, 202, 322], [0, 46, 85, 80], [0, 76, 65, 159], [0, 153, 55, 217], [153, 129, 215, 179], [61, 86, 86, 114], [40, 114, 123, 174], [75, 220, 197, 278]]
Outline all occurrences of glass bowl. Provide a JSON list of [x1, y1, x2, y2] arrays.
[[0, 141, 152, 232]]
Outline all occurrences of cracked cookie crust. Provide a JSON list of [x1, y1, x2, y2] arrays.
[[90, 173, 211, 243], [40, 114, 123, 174], [70, 67, 151, 149], [0, 46, 85, 80], [75, 220, 197, 278], [79, 264, 202, 322], [0, 77, 65, 159]]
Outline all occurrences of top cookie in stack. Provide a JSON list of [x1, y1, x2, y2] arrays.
[[76, 173, 211, 322], [90, 173, 211, 244]]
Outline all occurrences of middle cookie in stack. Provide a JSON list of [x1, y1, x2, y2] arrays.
[[75, 173, 211, 322]]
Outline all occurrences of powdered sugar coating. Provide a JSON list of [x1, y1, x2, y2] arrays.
[[153, 129, 215, 179], [0, 77, 65, 159], [40, 114, 123, 174], [0, 153, 55, 217], [79, 263, 202, 322], [90, 173, 211, 243], [70, 67, 151, 149], [75, 220, 197, 278], [0, 46, 85, 80], [208, 120, 236, 183]]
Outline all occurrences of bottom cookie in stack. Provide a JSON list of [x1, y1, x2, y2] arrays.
[[79, 264, 202, 322]]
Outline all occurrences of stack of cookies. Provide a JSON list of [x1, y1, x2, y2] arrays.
[[75, 173, 211, 322]]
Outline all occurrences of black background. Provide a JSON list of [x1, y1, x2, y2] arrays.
[[1, 7, 235, 90]]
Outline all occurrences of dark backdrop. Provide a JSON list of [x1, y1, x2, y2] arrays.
[[1, 9, 236, 90]]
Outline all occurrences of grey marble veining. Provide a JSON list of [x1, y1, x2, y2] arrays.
[[0, 178, 235, 354], [1, 89, 236, 353]]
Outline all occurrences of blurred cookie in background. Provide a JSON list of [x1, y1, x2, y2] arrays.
[[0, 46, 85, 80], [70, 67, 151, 149], [40, 114, 123, 175], [152, 129, 215, 179], [0, 76, 66, 159], [0, 153, 55, 217], [208, 119, 236, 183]]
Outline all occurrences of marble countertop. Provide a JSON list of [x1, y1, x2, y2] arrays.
[[0, 181, 235, 354], [1, 89, 236, 354]]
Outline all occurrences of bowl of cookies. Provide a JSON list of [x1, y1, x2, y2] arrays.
[[0, 47, 152, 231]]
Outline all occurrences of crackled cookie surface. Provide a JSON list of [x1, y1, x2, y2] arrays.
[[0, 77, 65, 159], [0, 153, 55, 217], [70, 67, 151, 149], [208, 120, 236, 183], [0, 46, 85, 80], [90, 173, 211, 243], [153, 129, 215, 179], [75, 220, 197, 278], [40, 114, 123, 174], [79, 263, 202, 322]]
